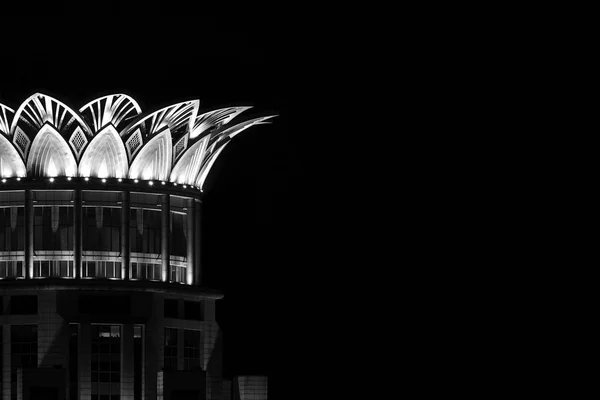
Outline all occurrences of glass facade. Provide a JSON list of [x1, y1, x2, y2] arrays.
[[34, 206, 73, 251], [91, 325, 121, 400], [0, 207, 25, 251], [130, 209, 161, 254], [170, 212, 186, 256], [83, 207, 121, 252], [0, 189, 198, 284]]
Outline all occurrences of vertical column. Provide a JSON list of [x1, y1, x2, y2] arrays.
[[79, 323, 91, 400], [74, 189, 82, 279], [161, 195, 170, 282], [2, 324, 10, 400], [186, 199, 195, 285], [25, 189, 33, 279], [121, 191, 130, 280], [121, 324, 134, 399], [194, 199, 202, 286]]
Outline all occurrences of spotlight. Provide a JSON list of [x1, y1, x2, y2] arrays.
[[161, 181, 166, 185], [102, 178, 106, 183], [49, 178, 54, 182], [183, 185, 187, 189], [16, 177, 21, 181], [118, 178, 122, 182], [84, 177, 89, 181], [134, 179, 139, 183], [148, 181, 154, 186], [67, 177, 72, 181], [1, 179, 5, 183]]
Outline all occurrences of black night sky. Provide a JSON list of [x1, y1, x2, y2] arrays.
[[1, 13, 307, 397]]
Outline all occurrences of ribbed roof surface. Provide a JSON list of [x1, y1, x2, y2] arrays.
[[0, 94, 275, 189]]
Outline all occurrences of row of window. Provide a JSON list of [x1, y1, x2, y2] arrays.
[[0, 296, 204, 321], [0, 323, 200, 399], [164, 327, 202, 371], [164, 299, 203, 321], [0, 295, 37, 315], [0, 261, 187, 283], [0, 206, 189, 255]]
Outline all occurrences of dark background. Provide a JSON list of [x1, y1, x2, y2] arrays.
[[0, 13, 307, 398]]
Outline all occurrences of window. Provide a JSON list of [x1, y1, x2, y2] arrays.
[[10, 295, 37, 315], [83, 207, 121, 252], [0, 207, 24, 251], [130, 209, 161, 254], [11, 324, 37, 399], [134, 325, 144, 400], [69, 324, 79, 400], [11, 323, 37, 359], [164, 299, 179, 319], [34, 206, 73, 250], [83, 261, 122, 279], [91, 325, 121, 399], [0, 261, 24, 278], [164, 328, 178, 371], [131, 262, 161, 281], [170, 264, 187, 284], [170, 212, 187, 256], [33, 260, 74, 278], [183, 330, 201, 371], [184, 301, 202, 321]]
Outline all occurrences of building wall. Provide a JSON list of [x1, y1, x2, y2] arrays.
[[0, 286, 220, 399]]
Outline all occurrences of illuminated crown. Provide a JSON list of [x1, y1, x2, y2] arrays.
[[0, 93, 275, 189]]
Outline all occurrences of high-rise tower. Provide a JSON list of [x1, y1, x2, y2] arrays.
[[0, 93, 274, 400]]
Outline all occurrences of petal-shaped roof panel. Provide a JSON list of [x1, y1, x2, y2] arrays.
[[79, 94, 142, 134], [79, 125, 129, 179], [170, 136, 210, 185], [26, 124, 78, 177], [10, 93, 92, 143], [0, 104, 14, 136], [208, 115, 276, 146], [121, 100, 199, 140], [0, 134, 26, 178], [128, 128, 173, 181], [196, 138, 232, 189], [190, 106, 252, 139], [194, 116, 276, 189]]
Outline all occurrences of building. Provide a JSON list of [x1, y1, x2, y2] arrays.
[[0, 94, 274, 399]]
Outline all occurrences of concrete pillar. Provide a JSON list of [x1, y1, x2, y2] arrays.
[[121, 191, 130, 280], [25, 189, 33, 279], [161, 195, 170, 282], [2, 324, 10, 400], [194, 199, 202, 286], [186, 199, 194, 285], [121, 324, 134, 399], [74, 189, 81, 279], [79, 323, 91, 400]]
